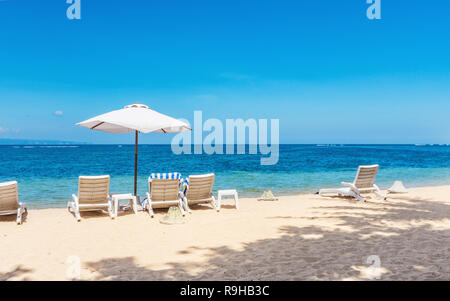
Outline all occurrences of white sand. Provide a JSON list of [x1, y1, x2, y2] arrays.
[[1, 185, 450, 281]]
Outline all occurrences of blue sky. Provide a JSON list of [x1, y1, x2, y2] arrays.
[[0, 0, 449, 144]]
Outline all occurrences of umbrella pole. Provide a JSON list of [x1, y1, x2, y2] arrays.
[[134, 130, 138, 196]]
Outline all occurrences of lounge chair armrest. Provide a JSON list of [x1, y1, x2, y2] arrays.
[[341, 182, 360, 193], [72, 194, 79, 203], [142, 192, 151, 206], [182, 182, 188, 194], [373, 184, 387, 200]]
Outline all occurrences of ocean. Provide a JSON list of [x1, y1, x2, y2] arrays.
[[1, 144, 449, 208]]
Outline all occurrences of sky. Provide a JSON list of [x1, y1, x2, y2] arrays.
[[0, 0, 449, 144]]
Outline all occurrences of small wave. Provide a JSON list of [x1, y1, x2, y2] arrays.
[[39, 145, 80, 148], [316, 144, 343, 147]]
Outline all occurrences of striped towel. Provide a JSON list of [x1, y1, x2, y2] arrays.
[[141, 172, 184, 207], [149, 172, 182, 181]]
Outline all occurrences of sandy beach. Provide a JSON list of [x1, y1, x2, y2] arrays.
[[1, 185, 449, 281]]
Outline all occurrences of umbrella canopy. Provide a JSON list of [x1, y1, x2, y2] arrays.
[[77, 103, 190, 134], [76, 103, 191, 196]]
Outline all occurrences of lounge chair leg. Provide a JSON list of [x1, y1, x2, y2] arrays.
[[183, 198, 192, 214], [132, 197, 138, 214], [16, 206, 23, 225], [68, 201, 81, 221], [374, 186, 387, 200], [75, 209, 81, 221], [148, 204, 154, 218], [210, 195, 218, 211], [73, 207, 81, 221], [374, 191, 385, 200], [354, 193, 366, 202], [68, 199, 82, 221], [179, 201, 186, 217], [144, 195, 154, 218], [109, 203, 115, 219], [346, 190, 363, 202], [187, 203, 192, 214], [216, 195, 221, 212]]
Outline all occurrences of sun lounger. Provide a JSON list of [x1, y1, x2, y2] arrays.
[[181, 173, 217, 213], [142, 173, 185, 218], [319, 165, 386, 202], [0, 181, 27, 224], [67, 175, 114, 221]]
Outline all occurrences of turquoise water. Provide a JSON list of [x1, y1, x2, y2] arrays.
[[1, 144, 449, 208]]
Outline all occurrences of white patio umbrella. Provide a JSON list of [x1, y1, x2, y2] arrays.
[[76, 103, 191, 196]]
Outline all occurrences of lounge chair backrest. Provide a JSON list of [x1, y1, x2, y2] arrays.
[[149, 179, 180, 202], [353, 165, 379, 189], [186, 174, 215, 200], [78, 175, 110, 204], [0, 181, 18, 211]]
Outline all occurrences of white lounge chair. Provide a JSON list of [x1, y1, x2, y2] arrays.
[[0, 181, 27, 225], [319, 165, 386, 202], [67, 175, 114, 221], [181, 173, 217, 213], [142, 173, 185, 218]]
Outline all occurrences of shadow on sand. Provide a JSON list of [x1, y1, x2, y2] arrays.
[[2, 195, 449, 280], [0, 265, 33, 281], [80, 195, 450, 280]]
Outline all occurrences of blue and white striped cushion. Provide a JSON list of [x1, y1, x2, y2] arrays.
[[149, 172, 182, 180], [142, 172, 183, 207]]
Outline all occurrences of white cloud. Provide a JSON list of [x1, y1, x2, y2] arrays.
[[54, 110, 63, 116], [0, 127, 20, 134]]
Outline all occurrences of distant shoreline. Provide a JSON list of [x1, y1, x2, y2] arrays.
[[0, 138, 89, 145]]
